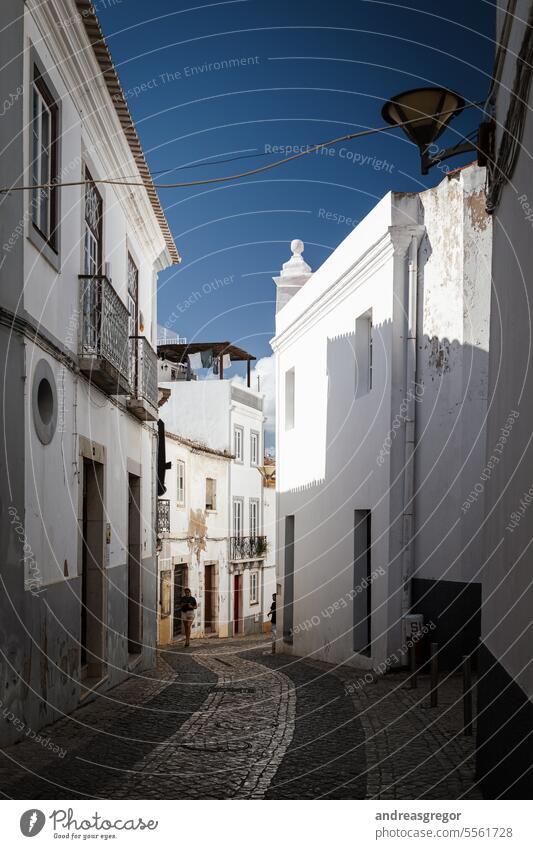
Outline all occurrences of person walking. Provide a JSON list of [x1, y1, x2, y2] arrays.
[[180, 587, 197, 647], [268, 593, 276, 653]]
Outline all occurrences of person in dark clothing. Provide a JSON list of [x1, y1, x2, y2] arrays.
[[180, 587, 197, 647], [268, 593, 276, 634]]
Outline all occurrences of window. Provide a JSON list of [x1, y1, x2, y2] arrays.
[[285, 368, 295, 430], [249, 498, 260, 538], [250, 430, 260, 466], [176, 460, 185, 506], [206, 478, 217, 511], [355, 310, 373, 397], [127, 253, 139, 336], [234, 425, 244, 462], [233, 497, 244, 538], [83, 169, 102, 275], [250, 571, 259, 604], [31, 67, 58, 247]]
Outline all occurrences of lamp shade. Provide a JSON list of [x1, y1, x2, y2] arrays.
[[381, 87, 465, 152]]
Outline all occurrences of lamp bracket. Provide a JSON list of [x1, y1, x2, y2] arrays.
[[421, 141, 477, 175]]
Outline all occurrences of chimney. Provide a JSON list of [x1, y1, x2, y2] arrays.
[[273, 239, 312, 313]]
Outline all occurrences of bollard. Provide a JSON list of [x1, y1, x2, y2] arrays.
[[463, 655, 473, 735], [430, 642, 439, 707], [409, 643, 417, 689]]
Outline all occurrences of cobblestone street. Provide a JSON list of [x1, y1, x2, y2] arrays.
[[0, 637, 480, 800]]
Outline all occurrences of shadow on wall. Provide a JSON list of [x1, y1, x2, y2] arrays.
[[278, 318, 489, 671]]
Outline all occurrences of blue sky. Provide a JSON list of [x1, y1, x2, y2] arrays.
[[98, 0, 494, 443]]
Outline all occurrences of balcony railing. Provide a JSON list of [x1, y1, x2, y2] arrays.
[[230, 535, 267, 561], [128, 335, 159, 420], [157, 499, 170, 534], [79, 275, 130, 395]]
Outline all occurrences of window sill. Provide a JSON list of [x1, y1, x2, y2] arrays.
[[27, 227, 60, 272]]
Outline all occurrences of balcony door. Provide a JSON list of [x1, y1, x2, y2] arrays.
[[127, 253, 139, 390], [82, 171, 103, 352], [249, 498, 259, 539], [84, 169, 102, 275]]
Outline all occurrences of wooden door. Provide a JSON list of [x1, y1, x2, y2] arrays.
[[204, 564, 214, 632], [233, 574, 242, 634]]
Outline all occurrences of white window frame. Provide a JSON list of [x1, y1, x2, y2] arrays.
[[250, 570, 259, 605], [31, 73, 57, 245], [234, 425, 244, 463], [176, 460, 185, 507], [355, 310, 373, 397], [285, 367, 295, 430], [233, 497, 244, 538], [249, 498, 260, 538], [206, 477, 217, 512], [250, 430, 260, 467]]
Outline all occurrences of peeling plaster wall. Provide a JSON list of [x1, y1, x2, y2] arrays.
[[158, 437, 230, 641], [415, 165, 492, 587]]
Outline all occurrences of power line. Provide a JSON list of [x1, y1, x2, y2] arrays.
[[0, 101, 483, 194]]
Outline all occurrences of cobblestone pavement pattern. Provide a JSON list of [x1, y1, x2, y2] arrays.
[[0, 637, 480, 799]]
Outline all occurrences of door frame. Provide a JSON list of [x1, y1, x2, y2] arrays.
[[233, 573, 243, 635], [79, 441, 106, 682], [173, 563, 188, 638]]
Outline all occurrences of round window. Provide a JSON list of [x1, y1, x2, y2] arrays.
[[32, 359, 58, 445]]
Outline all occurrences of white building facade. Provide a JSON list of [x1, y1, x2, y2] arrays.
[[0, 0, 178, 745], [272, 165, 491, 671], [159, 376, 276, 637], [157, 433, 231, 644]]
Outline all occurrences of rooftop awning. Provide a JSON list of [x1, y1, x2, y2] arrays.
[[157, 342, 256, 363]]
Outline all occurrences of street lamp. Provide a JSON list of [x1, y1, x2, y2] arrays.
[[382, 87, 477, 175]]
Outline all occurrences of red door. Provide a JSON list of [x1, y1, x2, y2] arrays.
[[233, 574, 242, 634]]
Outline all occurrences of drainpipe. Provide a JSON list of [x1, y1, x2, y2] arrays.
[[401, 234, 419, 618]]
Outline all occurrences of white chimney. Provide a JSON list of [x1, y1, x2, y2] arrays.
[[273, 239, 312, 313]]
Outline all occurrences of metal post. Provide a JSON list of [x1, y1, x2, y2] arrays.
[[247, 358, 251, 388], [463, 655, 473, 735], [409, 643, 417, 688], [430, 642, 438, 707], [219, 354, 223, 379]]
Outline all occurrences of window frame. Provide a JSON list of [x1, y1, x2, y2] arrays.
[[285, 367, 295, 430], [249, 497, 260, 538], [205, 477, 217, 512], [250, 430, 260, 467], [83, 167, 103, 276], [249, 570, 259, 605], [234, 425, 244, 463], [355, 310, 373, 398], [233, 496, 244, 538], [176, 460, 185, 507], [28, 52, 61, 267]]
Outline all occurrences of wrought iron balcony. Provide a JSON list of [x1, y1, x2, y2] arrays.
[[230, 535, 267, 561], [157, 499, 170, 535], [127, 335, 159, 421], [79, 275, 130, 395]]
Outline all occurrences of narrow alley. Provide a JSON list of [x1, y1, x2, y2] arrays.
[[0, 638, 478, 801]]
